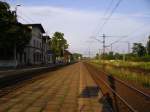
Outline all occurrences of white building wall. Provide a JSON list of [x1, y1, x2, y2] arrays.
[[0, 25, 47, 67], [24, 26, 43, 65]]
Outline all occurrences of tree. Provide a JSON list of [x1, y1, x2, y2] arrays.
[[72, 53, 82, 61], [95, 53, 100, 60], [0, 1, 31, 59], [146, 36, 150, 55], [114, 53, 123, 60], [132, 43, 146, 57], [100, 52, 115, 60], [108, 52, 114, 59], [51, 32, 69, 61]]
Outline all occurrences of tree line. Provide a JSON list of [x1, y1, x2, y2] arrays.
[[0, 1, 31, 59], [95, 36, 150, 62]]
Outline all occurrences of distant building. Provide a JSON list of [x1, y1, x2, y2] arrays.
[[47, 50, 54, 64], [64, 50, 72, 63], [42, 35, 53, 64]]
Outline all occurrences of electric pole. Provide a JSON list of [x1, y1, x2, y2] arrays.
[[102, 34, 106, 55], [128, 42, 131, 53], [91, 34, 126, 59], [88, 47, 91, 58], [110, 43, 113, 52], [99, 49, 101, 60]]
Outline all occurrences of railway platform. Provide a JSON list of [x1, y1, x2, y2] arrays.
[[0, 62, 110, 112]]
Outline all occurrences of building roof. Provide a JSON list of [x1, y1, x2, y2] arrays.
[[64, 50, 72, 55], [24, 24, 45, 33], [42, 35, 51, 39]]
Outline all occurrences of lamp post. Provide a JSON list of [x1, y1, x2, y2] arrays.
[[14, 4, 21, 68], [14, 4, 21, 17]]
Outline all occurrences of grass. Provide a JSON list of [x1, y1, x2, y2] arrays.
[[95, 60, 150, 70], [90, 60, 150, 88]]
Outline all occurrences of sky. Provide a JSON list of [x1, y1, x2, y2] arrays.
[[4, 0, 150, 56]]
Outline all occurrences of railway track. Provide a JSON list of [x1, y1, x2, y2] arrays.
[[84, 63, 150, 112]]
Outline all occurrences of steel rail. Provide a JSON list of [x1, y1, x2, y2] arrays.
[[98, 68, 150, 99], [92, 73, 138, 112], [85, 64, 138, 112]]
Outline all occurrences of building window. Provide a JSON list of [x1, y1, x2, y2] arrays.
[[39, 33, 42, 38], [40, 43, 41, 49], [33, 53, 36, 63], [37, 53, 39, 62], [40, 54, 42, 61], [37, 40, 39, 48], [33, 40, 35, 47]]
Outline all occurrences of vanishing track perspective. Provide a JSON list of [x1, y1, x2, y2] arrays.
[[85, 63, 150, 112]]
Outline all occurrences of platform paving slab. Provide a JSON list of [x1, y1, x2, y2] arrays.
[[0, 63, 111, 112]]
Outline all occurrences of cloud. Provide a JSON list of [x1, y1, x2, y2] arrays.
[[16, 6, 149, 56]]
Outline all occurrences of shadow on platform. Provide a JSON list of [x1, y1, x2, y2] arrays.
[[79, 86, 113, 112], [79, 86, 99, 98]]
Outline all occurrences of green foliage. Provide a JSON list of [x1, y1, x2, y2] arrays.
[[146, 36, 150, 55], [132, 43, 146, 57], [90, 61, 150, 88], [0, 1, 31, 59], [96, 60, 150, 70], [126, 55, 150, 62], [51, 32, 68, 57], [105, 52, 115, 60], [0, 1, 16, 23], [95, 53, 100, 60], [99, 52, 123, 60], [105, 66, 150, 88], [95, 36, 150, 62], [72, 53, 82, 61], [114, 53, 123, 60]]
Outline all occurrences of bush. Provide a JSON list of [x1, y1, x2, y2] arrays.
[[127, 55, 150, 62]]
